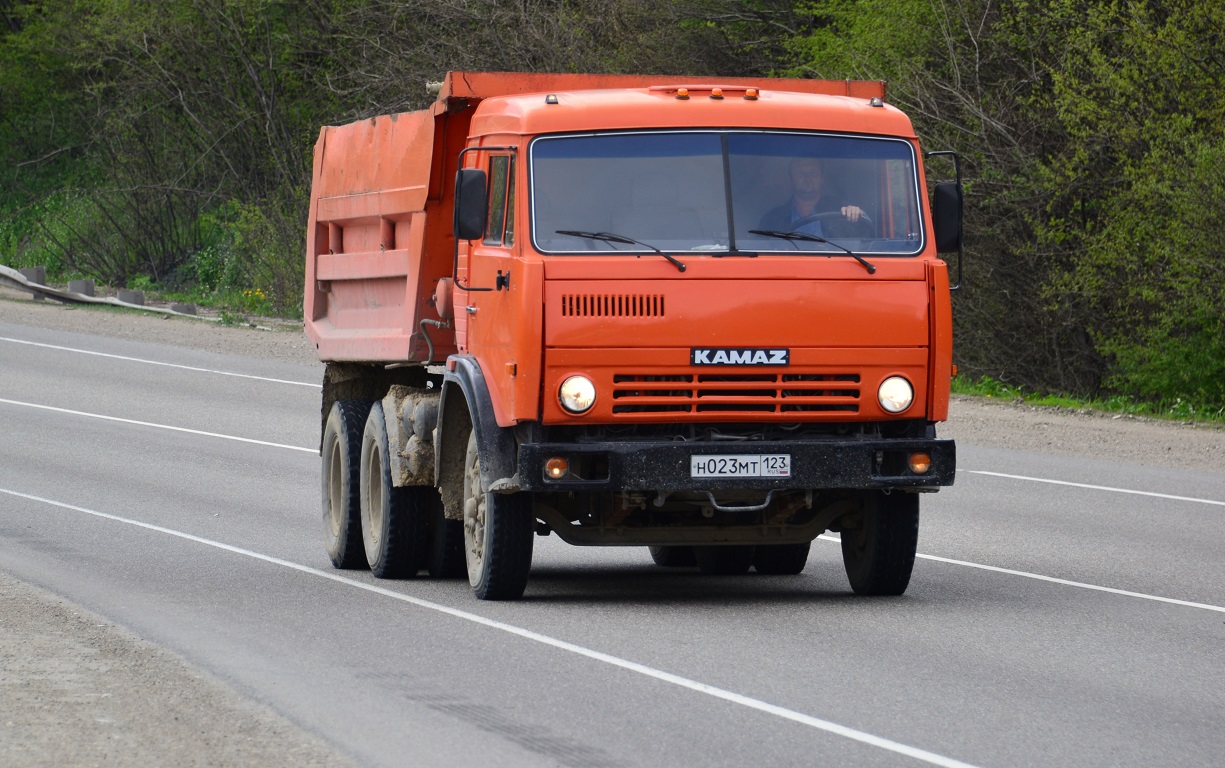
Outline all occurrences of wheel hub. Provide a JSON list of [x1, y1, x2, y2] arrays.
[[364, 444, 384, 545], [327, 440, 343, 537], [464, 449, 486, 575]]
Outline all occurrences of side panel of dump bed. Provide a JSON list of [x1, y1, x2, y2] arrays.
[[304, 107, 465, 362]]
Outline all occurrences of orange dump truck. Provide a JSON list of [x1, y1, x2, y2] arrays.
[[306, 71, 962, 600]]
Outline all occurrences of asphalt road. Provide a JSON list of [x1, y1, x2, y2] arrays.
[[1, 316, 1223, 767]]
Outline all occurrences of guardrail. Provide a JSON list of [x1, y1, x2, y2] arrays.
[[0, 264, 209, 320]]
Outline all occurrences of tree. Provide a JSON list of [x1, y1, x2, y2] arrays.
[[777, 0, 1225, 407]]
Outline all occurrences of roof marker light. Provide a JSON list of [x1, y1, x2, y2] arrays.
[[710, 87, 724, 100], [545, 94, 559, 105], [869, 97, 884, 107], [676, 88, 690, 100], [745, 88, 759, 100]]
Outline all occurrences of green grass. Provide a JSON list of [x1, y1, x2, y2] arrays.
[[951, 375, 1225, 424]]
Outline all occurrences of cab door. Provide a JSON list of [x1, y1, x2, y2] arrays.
[[465, 151, 523, 418]]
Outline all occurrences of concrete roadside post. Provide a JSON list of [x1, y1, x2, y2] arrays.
[[116, 289, 144, 306], [18, 266, 46, 301], [68, 278, 95, 297]]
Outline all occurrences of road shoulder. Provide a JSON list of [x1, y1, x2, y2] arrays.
[[0, 571, 354, 767]]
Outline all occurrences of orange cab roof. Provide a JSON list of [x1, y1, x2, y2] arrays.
[[466, 84, 916, 140]]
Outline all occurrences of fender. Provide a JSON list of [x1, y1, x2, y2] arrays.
[[436, 354, 519, 494]]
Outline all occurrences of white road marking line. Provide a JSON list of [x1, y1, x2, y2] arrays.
[[963, 470, 1225, 507], [7, 394, 1215, 614], [0, 398, 315, 454], [0, 335, 319, 388], [0, 486, 980, 768], [816, 535, 1225, 614]]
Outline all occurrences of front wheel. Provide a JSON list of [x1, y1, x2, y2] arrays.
[[463, 429, 534, 600], [841, 491, 919, 595]]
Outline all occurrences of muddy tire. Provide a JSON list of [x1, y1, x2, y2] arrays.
[[360, 402, 428, 578], [753, 543, 811, 575], [841, 491, 919, 595], [694, 545, 755, 575], [426, 487, 466, 579], [463, 429, 534, 600], [322, 400, 371, 569], [649, 546, 697, 567]]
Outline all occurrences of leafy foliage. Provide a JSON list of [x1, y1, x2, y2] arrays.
[[778, 0, 1225, 409], [2, 0, 1223, 408], [2, 0, 768, 312]]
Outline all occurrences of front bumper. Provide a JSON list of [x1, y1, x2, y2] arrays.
[[517, 437, 955, 492]]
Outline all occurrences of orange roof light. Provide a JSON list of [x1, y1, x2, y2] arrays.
[[745, 88, 759, 100], [676, 88, 690, 100], [710, 87, 724, 100]]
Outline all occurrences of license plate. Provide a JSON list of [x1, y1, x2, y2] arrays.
[[690, 454, 791, 478]]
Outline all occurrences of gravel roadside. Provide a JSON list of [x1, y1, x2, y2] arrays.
[[0, 288, 350, 767], [0, 286, 1222, 765], [0, 573, 354, 768]]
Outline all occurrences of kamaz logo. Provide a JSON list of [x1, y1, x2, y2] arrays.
[[691, 348, 790, 366]]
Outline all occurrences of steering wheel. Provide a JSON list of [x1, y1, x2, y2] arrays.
[[791, 210, 874, 235]]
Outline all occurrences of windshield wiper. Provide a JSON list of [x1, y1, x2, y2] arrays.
[[555, 230, 686, 272], [748, 229, 876, 274]]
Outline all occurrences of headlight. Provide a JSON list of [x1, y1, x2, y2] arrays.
[[878, 376, 914, 413], [558, 375, 596, 414]]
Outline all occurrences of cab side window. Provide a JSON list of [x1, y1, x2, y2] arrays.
[[484, 155, 515, 246]]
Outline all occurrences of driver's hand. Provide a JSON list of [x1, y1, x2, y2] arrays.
[[841, 205, 864, 222]]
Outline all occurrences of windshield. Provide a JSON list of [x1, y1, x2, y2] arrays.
[[530, 131, 923, 255]]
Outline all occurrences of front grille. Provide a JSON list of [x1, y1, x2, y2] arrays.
[[560, 294, 665, 317], [611, 373, 860, 415]]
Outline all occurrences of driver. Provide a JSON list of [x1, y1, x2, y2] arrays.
[[757, 157, 864, 235]]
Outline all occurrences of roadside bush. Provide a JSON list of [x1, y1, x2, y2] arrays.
[[1075, 140, 1225, 408]]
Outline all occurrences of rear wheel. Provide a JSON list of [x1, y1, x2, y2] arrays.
[[649, 546, 696, 567], [360, 402, 428, 578], [426, 487, 466, 579], [753, 543, 811, 575], [694, 545, 755, 575], [463, 429, 534, 600], [841, 491, 919, 595], [322, 400, 371, 569]]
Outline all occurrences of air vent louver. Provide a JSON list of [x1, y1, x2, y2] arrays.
[[560, 294, 665, 317]]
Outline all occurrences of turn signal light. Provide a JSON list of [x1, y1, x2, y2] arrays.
[[908, 452, 932, 474], [545, 457, 569, 479]]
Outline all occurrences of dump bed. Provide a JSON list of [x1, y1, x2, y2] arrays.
[[303, 104, 455, 362], [303, 72, 888, 363]]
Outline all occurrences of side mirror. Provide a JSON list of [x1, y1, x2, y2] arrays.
[[932, 181, 963, 254], [453, 168, 487, 241]]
